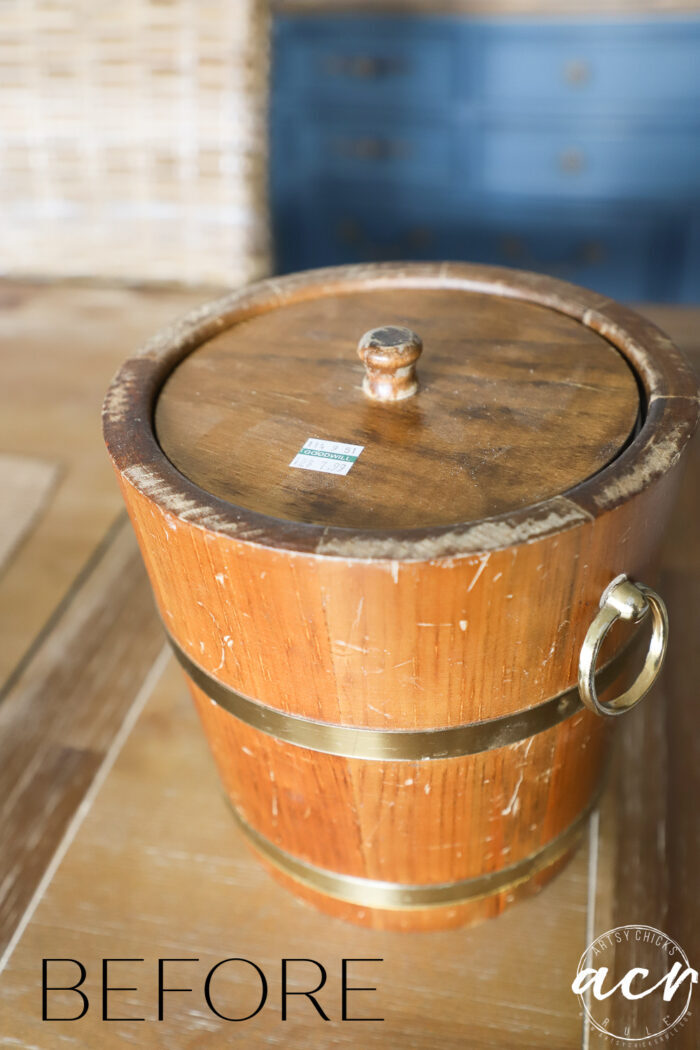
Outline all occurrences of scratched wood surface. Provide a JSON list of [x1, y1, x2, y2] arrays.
[[0, 287, 696, 1046], [106, 263, 696, 930], [155, 286, 639, 528], [0, 657, 595, 1048]]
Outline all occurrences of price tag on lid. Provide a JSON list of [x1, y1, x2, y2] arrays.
[[290, 438, 364, 476]]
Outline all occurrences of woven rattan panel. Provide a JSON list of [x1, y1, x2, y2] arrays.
[[1, 1, 270, 286]]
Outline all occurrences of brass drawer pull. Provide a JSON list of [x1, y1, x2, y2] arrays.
[[564, 58, 591, 86], [578, 575, 669, 717], [332, 136, 412, 161], [323, 55, 410, 80], [558, 147, 586, 174]]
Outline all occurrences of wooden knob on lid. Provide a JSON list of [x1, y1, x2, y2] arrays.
[[357, 325, 422, 402]]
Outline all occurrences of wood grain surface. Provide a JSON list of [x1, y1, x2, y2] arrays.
[[0, 285, 697, 1046], [189, 674, 610, 930], [0, 453, 58, 575], [596, 416, 700, 1047], [0, 281, 216, 957], [107, 264, 697, 930], [0, 657, 597, 1049], [155, 287, 639, 529], [0, 281, 211, 690], [0, 519, 165, 958]]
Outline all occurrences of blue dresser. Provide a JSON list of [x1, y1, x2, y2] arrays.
[[270, 14, 700, 301]]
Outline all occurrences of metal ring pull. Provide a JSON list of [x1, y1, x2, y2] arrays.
[[578, 574, 669, 717]]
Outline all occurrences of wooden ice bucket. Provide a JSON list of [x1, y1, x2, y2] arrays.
[[103, 263, 698, 931]]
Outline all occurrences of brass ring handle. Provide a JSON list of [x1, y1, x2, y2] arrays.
[[578, 575, 669, 717]]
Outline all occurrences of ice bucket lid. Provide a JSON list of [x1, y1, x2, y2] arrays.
[[103, 263, 698, 558], [154, 266, 639, 530]]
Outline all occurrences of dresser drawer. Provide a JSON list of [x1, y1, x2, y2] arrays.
[[478, 23, 700, 115], [274, 17, 455, 116], [307, 196, 452, 267], [461, 209, 667, 300], [295, 120, 455, 190], [280, 189, 669, 301], [306, 195, 675, 298], [479, 126, 700, 200]]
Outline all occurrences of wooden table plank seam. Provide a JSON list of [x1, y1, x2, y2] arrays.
[[0, 644, 170, 977], [0, 511, 127, 706], [581, 808, 601, 1050]]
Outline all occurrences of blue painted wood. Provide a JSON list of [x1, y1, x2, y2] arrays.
[[270, 14, 700, 302], [274, 16, 458, 116], [276, 185, 681, 301], [475, 21, 700, 117], [477, 124, 700, 201], [292, 117, 457, 190]]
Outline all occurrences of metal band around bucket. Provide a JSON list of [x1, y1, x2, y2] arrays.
[[231, 797, 596, 910], [167, 625, 643, 762]]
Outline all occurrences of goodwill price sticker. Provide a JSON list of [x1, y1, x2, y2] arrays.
[[290, 438, 364, 476]]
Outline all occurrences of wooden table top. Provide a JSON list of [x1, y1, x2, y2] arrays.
[[0, 281, 697, 1048]]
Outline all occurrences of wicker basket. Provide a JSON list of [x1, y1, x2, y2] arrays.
[[0, 1, 270, 287]]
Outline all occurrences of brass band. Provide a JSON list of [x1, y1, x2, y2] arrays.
[[230, 797, 596, 910], [167, 625, 643, 762]]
